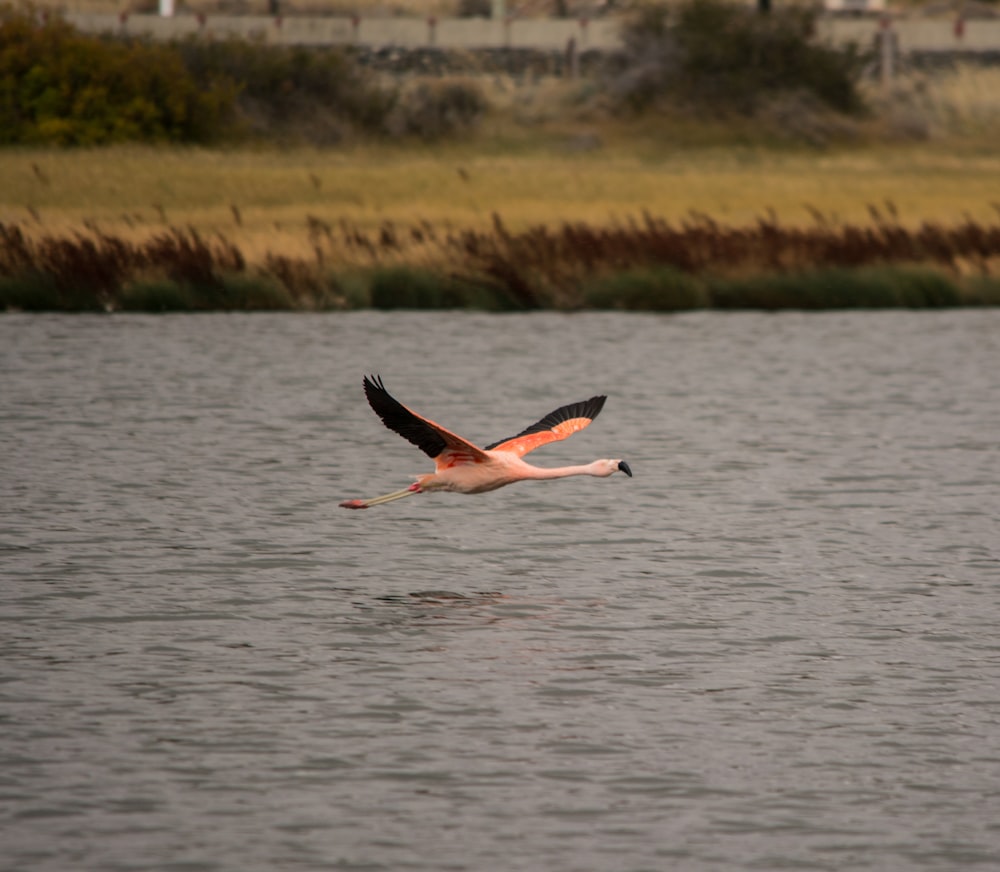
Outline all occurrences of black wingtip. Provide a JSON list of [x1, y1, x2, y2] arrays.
[[483, 394, 609, 451], [363, 374, 393, 410], [360, 374, 447, 460]]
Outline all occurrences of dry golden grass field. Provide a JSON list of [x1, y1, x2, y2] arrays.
[[12, 1, 1000, 262], [3, 135, 999, 268], [3, 56, 1000, 268]]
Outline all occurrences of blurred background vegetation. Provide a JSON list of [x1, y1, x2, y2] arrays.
[[0, 2, 875, 146], [19, 0, 1000, 17], [3, 1, 1000, 147], [2, 1, 999, 311]]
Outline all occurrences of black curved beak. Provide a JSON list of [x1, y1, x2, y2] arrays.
[[618, 460, 632, 477]]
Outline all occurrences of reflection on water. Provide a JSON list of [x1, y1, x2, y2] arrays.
[[2, 310, 999, 871]]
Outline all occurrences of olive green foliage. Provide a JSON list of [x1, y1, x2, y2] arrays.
[[0, 6, 232, 145], [119, 274, 290, 311], [369, 266, 513, 310], [708, 267, 961, 310], [0, 270, 88, 310], [5, 260, 990, 314], [119, 279, 196, 312], [385, 79, 489, 141], [583, 266, 708, 311], [174, 39, 395, 143], [0, 6, 480, 146], [0, 270, 292, 313], [962, 275, 1000, 306], [616, 0, 864, 116], [2, 216, 997, 313]]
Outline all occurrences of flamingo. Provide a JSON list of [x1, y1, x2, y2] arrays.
[[339, 375, 632, 509]]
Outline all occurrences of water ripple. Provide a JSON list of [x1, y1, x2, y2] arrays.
[[2, 310, 999, 871]]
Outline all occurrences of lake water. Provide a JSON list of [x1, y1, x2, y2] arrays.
[[2, 310, 999, 872]]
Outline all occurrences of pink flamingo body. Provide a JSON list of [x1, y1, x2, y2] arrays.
[[340, 375, 632, 509]]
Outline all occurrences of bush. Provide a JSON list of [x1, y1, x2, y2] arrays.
[[119, 279, 196, 312], [582, 266, 708, 311], [369, 266, 509, 310], [206, 273, 291, 310], [174, 38, 395, 143], [961, 275, 1000, 306], [0, 6, 233, 145], [707, 267, 960, 310], [0, 271, 63, 310], [888, 268, 961, 307], [457, 0, 491, 17], [385, 79, 488, 140], [0, 9, 489, 147], [0, 7, 397, 146], [119, 274, 289, 311], [614, 0, 865, 117]]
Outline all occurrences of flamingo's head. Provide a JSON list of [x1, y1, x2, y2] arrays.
[[595, 459, 632, 477]]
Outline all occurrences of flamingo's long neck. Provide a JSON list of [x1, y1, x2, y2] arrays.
[[524, 461, 604, 480]]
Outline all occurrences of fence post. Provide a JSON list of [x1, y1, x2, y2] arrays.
[[565, 36, 578, 79], [878, 16, 895, 88]]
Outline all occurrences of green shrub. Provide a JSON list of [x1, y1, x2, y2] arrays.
[[369, 266, 508, 310], [457, 0, 491, 16], [119, 279, 195, 312], [615, 0, 865, 117], [0, 6, 233, 145], [385, 79, 488, 140], [961, 275, 1000, 306], [0, 9, 483, 146], [332, 272, 372, 310], [370, 267, 444, 309], [708, 267, 960, 310], [582, 266, 708, 311], [888, 268, 961, 307], [197, 273, 291, 310], [119, 273, 289, 311], [174, 38, 395, 142], [0, 272, 60, 310], [0, 270, 116, 310]]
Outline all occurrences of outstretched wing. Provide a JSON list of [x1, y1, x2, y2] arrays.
[[362, 375, 490, 468], [484, 395, 607, 458]]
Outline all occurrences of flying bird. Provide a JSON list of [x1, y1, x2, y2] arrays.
[[339, 375, 632, 510]]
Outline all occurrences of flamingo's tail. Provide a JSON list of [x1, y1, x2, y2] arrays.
[[339, 483, 421, 510]]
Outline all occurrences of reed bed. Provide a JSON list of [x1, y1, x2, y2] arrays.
[[2, 207, 999, 312], [459, 208, 1000, 305]]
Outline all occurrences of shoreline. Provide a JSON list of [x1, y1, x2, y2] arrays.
[[3, 214, 998, 313]]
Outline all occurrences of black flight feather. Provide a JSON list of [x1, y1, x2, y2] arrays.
[[484, 395, 606, 451], [363, 375, 447, 459]]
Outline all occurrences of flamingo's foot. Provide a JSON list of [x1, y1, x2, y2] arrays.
[[339, 484, 422, 510]]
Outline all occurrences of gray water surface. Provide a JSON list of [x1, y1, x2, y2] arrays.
[[2, 311, 999, 871]]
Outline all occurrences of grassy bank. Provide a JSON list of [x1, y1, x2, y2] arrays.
[[3, 140, 1000, 260], [3, 205, 998, 312], [4, 2, 997, 312], [3, 106, 999, 313]]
